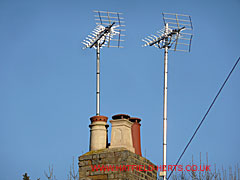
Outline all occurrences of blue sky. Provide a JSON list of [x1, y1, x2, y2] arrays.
[[0, 0, 239, 179]]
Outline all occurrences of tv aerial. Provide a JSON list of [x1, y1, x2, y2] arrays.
[[142, 13, 193, 180], [142, 13, 193, 51], [82, 11, 125, 116]]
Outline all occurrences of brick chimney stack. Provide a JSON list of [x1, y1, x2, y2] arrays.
[[80, 114, 157, 179]]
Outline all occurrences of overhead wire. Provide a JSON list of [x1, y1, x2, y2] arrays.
[[167, 57, 240, 180]]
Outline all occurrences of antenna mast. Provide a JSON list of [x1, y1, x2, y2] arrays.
[[82, 11, 125, 116], [142, 13, 193, 180]]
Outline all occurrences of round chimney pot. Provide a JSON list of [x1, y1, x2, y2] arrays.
[[90, 115, 108, 123], [129, 117, 141, 123], [112, 114, 130, 120]]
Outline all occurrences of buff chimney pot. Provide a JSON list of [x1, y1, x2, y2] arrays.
[[89, 115, 108, 151], [109, 114, 135, 153]]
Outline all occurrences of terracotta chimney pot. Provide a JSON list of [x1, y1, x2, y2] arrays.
[[129, 117, 142, 156]]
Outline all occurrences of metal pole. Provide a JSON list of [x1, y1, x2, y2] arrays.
[[163, 23, 168, 180], [96, 42, 100, 116]]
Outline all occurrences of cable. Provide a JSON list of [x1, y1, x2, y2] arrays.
[[167, 57, 240, 180]]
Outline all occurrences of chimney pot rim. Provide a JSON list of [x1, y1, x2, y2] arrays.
[[129, 117, 141, 123], [112, 114, 130, 120], [90, 115, 108, 123]]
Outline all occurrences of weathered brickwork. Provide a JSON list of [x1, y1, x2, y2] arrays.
[[79, 148, 157, 180]]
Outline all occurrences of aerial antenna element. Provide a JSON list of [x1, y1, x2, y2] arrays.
[[142, 13, 193, 180], [82, 11, 125, 116]]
